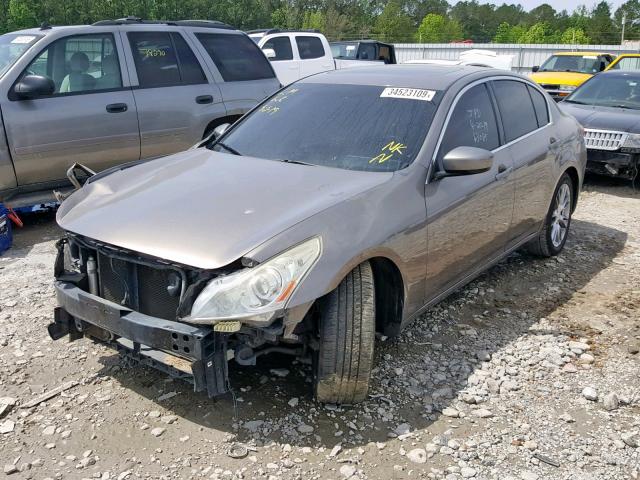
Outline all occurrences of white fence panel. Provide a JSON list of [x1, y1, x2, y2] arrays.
[[393, 43, 640, 72]]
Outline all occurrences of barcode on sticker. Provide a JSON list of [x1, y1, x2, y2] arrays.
[[380, 87, 436, 102]]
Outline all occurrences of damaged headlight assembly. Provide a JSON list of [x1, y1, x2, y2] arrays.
[[622, 133, 640, 151], [186, 237, 322, 325]]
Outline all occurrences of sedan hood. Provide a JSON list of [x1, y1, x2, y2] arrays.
[[559, 102, 640, 133], [57, 150, 391, 269]]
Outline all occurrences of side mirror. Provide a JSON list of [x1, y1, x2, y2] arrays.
[[191, 123, 232, 150], [436, 147, 493, 179], [599, 61, 606, 72], [14, 75, 55, 99], [532, 65, 540, 73], [213, 123, 230, 138], [263, 48, 276, 60]]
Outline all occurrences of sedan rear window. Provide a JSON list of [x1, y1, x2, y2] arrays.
[[211, 83, 439, 172]]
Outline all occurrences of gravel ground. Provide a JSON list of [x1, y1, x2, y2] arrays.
[[0, 176, 639, 480]]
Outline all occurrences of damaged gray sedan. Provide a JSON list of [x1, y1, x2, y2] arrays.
[[50, 65, 586, 404]]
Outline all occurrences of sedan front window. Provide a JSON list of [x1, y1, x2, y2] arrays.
[[211, 83, 439, 172]]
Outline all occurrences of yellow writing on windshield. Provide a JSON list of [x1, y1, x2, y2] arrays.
[[369, 141, 407, 164]]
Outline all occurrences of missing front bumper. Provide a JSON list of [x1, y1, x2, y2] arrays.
[[50, 281, 230, 398]]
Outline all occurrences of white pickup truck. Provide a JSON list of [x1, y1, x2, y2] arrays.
[[248, 30, 394, 85]]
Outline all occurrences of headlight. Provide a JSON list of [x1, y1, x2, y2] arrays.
[[558, 85, 577, 93], [187, 237, 322, 325], [622, 133, 640, 149]]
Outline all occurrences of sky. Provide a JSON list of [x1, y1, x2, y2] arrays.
[[457, 0, 626, 13]]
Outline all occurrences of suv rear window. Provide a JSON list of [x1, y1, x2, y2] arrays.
[[196, 33, 275, 82], [128, 32, 205, 87]]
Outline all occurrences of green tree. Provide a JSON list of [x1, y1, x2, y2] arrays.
[[415, 13, 462, 42], [373, 0, 414, 43], [493, 22, 527, 43], [302, 10, 325, 31], [560, 27, 591, 44], [518, 22, 551, 44], [589, 1, 617, 44], [615, 0, 640, 42]]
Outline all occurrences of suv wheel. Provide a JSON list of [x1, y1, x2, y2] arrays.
[[525, 172, 574, 257], [314, 261, 376, 404]]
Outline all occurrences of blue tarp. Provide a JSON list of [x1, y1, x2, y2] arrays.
[[0, 204, 12, 255]]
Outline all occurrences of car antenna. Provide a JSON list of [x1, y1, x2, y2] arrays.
[[40, 21, 52, 30]]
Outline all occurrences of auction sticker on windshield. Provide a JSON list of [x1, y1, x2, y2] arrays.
[[380, 87, 436, 102], [11, 36, 36, 44]]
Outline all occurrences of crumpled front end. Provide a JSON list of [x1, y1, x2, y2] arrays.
[[48, 234, 306, 398]]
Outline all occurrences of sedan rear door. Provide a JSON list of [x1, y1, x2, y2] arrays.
[[490, 79, 556, 246]]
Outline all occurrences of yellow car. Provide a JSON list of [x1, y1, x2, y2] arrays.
[[606, 53, 640, 71], [530, 52, 615, 100]]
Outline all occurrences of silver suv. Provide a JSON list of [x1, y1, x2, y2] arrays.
[[0, 18, 280, 207]]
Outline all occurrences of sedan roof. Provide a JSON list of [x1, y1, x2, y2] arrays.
[[300, 64, 511, 90]]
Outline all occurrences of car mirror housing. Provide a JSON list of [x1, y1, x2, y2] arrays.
[[532, 65, 540, 73], [213, 123, 230, 139], [440, 146, 494, 176], [14, 75, 55, 99], [263, 48, 276, 59]]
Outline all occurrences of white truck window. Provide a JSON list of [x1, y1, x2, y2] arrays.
[[295, 36, 324, 60], [263, 36, 293, 61]]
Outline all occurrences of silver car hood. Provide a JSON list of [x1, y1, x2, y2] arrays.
[[57, 149, 391, 269]]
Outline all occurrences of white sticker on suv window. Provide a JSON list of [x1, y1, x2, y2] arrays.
[[11, 36, 35, 44], [380, 87, 436, 102]]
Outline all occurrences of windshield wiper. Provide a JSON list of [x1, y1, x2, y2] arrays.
[[279, 158, 315, 166], [563, 99, 589, 105], [607, 104, 640, 110], [216, 142, 242, 156]]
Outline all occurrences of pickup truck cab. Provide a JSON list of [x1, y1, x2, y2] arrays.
[[330, 40, 396, 65], [0, 18, 280, 207], [248, 30, 335, 85], [248, 30, 393, 85]]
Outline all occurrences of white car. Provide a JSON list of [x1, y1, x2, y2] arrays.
[[404, 49, 514, 71]]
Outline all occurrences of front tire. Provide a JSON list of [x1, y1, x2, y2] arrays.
[[314, 261, 376, 404], [525, 172, 574, 257]]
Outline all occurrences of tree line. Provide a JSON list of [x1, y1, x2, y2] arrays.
[[2, 0, 640, 45]]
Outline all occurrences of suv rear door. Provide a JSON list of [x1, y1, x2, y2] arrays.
[[123, 28, 226, 159], [191, 31, 279, 117], [1, 30, 140, 185]]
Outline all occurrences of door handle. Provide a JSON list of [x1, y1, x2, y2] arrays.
[[106, 103, 128, 113], [195, 95, 213, 105], [495, 165, 513, 181]]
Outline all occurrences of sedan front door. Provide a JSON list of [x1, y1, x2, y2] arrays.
[[425, 82, 515, 302]]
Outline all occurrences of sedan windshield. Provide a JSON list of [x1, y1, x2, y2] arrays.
[[565, 74, 640, 110], [540, 55, 602, 74], [0, 33, 41, 77], [211, 83, 439, 172]]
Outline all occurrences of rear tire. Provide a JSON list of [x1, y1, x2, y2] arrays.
[[525, 172, 574, 257], [314, 261, 376, 404]]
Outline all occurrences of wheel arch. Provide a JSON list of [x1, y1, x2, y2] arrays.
[[368, 256, 405, 337], [563, 166, 580, 213]]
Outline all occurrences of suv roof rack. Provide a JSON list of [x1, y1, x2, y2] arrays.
[[246, 29, 320, 35], [92, 17, 235, 30]]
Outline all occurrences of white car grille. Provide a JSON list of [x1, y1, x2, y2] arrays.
[[583, 129, 627, 151]]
